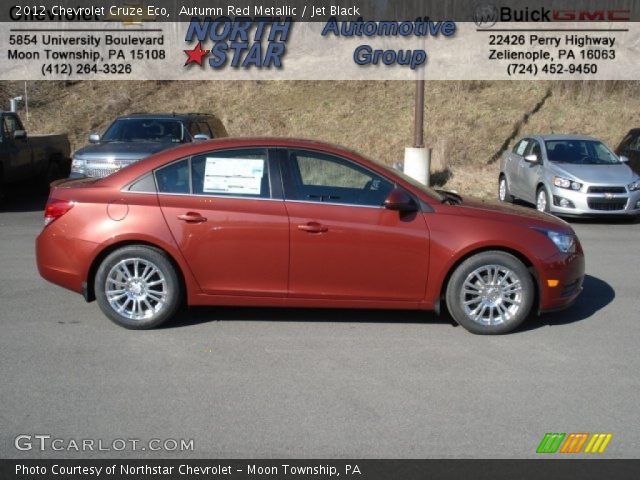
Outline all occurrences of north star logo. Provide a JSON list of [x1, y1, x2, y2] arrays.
[[183, 17, 292, 69], [184, 42, 209, 66]]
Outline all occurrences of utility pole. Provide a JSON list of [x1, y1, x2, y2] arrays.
[[414, 79, 424, 148], [404, 79, 430, 185]]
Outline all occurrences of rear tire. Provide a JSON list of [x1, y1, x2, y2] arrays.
[[498, 175, 514, 203], [95, 246, 182, 329], [445, 251, 534, 335]]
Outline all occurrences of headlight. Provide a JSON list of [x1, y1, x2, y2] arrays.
[[71, 158, 86, 174], [533, 228, 577, 253], [553, 176, 582, 191], [629, 179, 640, 191]]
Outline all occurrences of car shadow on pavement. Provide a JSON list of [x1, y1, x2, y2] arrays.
[[509, 200, 639, 224], [520, 274, 615, 332], [164, 274, 613, 332], [164, 305, 448, 330], [562, 216, 640, 225]]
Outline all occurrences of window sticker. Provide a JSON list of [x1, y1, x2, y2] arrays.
[[516, 141, 528, 156], [203, 158, 265, 195]]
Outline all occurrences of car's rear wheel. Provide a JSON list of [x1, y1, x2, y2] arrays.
[[95, 246, 181, 329], [498, 175, 514, 203], [536, 187, 550, 213], [445, 251, 534, 334]]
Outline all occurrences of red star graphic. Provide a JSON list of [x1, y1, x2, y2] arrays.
[[184, 42, 210, 66]]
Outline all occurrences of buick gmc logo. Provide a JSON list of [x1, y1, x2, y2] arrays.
[[473, 5, 631, 25], [474, 4, 498, 28]]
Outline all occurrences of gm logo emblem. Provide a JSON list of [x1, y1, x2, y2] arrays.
[[537, 433, 613, 454], [473, 4, 499, 28]]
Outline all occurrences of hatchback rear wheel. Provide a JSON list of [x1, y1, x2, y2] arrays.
[[95, 246, 181, 329], [445, 251, 534, 334]]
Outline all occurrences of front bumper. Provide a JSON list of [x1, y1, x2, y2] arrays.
[[538, 249, 585, 313], [548, 184, 640, 216]]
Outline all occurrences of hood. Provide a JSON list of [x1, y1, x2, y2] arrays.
[[549, 162, 637, 185], [73, 141, 174, 162], [454, 197, 572, 232]]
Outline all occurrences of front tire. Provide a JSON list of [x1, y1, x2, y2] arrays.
[[95, 246, 182, 329], [536, 187, 550, 213], [445, 251, 534, 335], [498, 175, 514, 203]]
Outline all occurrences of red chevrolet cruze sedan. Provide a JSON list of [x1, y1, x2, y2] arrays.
[[36, 138, 584, 334]]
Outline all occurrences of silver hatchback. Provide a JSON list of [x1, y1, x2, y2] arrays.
[[499, 135, 640, 216]]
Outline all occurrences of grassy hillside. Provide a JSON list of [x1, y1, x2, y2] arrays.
[[2, 80, 639, 199]]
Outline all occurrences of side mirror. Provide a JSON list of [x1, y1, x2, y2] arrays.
[[88, 133, 100, 143], [193, 134, 211, 141], [619, 155, 629, 163], [13, 129, 27, 139], [524, 154, 538, 164], [384, 188, 418, 212]]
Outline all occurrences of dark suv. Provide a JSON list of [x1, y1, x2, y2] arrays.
[[615, 129, 640, 174], [70, 113, 226, 178]]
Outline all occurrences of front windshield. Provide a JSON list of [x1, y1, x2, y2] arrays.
[[378, 163, 445, 202], [102, 119, 185, 143], [545, 139, 621, 165]]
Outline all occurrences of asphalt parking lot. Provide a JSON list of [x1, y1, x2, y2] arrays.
[[1, 188, 639, 459]]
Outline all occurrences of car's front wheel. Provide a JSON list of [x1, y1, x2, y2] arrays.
[[498, 175, 514, 203], [445, 251, 534, 334], [95, 246, 182, 329], [536, 187, 550, 213]]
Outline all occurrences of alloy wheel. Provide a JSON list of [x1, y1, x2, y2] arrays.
[[459, 264, 523, 326], [105, 258, 167, 321]]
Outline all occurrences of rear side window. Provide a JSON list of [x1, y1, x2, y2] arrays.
[[285, 149, 393, 206], [128, 173, 157, 193], [155, 159, 190, 194], [191, 149, 270, 198]]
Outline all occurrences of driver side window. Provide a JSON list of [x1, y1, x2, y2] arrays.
[[525, 140, 541, 158], [285, 150, 393, 206]]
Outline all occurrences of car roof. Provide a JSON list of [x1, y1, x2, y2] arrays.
[[526, 134, 601, 141], [99, 137, 376, 187], [116, 113, 213, 120]]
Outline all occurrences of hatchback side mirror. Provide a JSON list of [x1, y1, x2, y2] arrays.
[[88, 133, 100, 143], [619, 155, 629, 163], [13, 129, 27, 139], [193, 134, 210, 141], [524, 154, 538, 163], [384, 188, 418, 212]]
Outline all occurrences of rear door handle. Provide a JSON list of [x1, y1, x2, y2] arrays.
[[298, 222, 328, 234], [177, 212, 207, 223]]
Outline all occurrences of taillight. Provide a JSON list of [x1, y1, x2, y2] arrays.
[[44, 200, 74, 226]]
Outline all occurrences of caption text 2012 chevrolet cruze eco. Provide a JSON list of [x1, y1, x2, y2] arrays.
[[36, 138, 585, 334]]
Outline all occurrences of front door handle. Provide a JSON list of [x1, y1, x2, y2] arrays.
[[177, 212, 207, 223], [298, 222, 328, 234]]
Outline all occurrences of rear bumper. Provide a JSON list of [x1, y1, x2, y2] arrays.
[[36, 227, 97, 295], [538, 250, 585, 313]]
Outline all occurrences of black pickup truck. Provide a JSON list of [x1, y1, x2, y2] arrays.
[[0, 111, 71, 199]]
